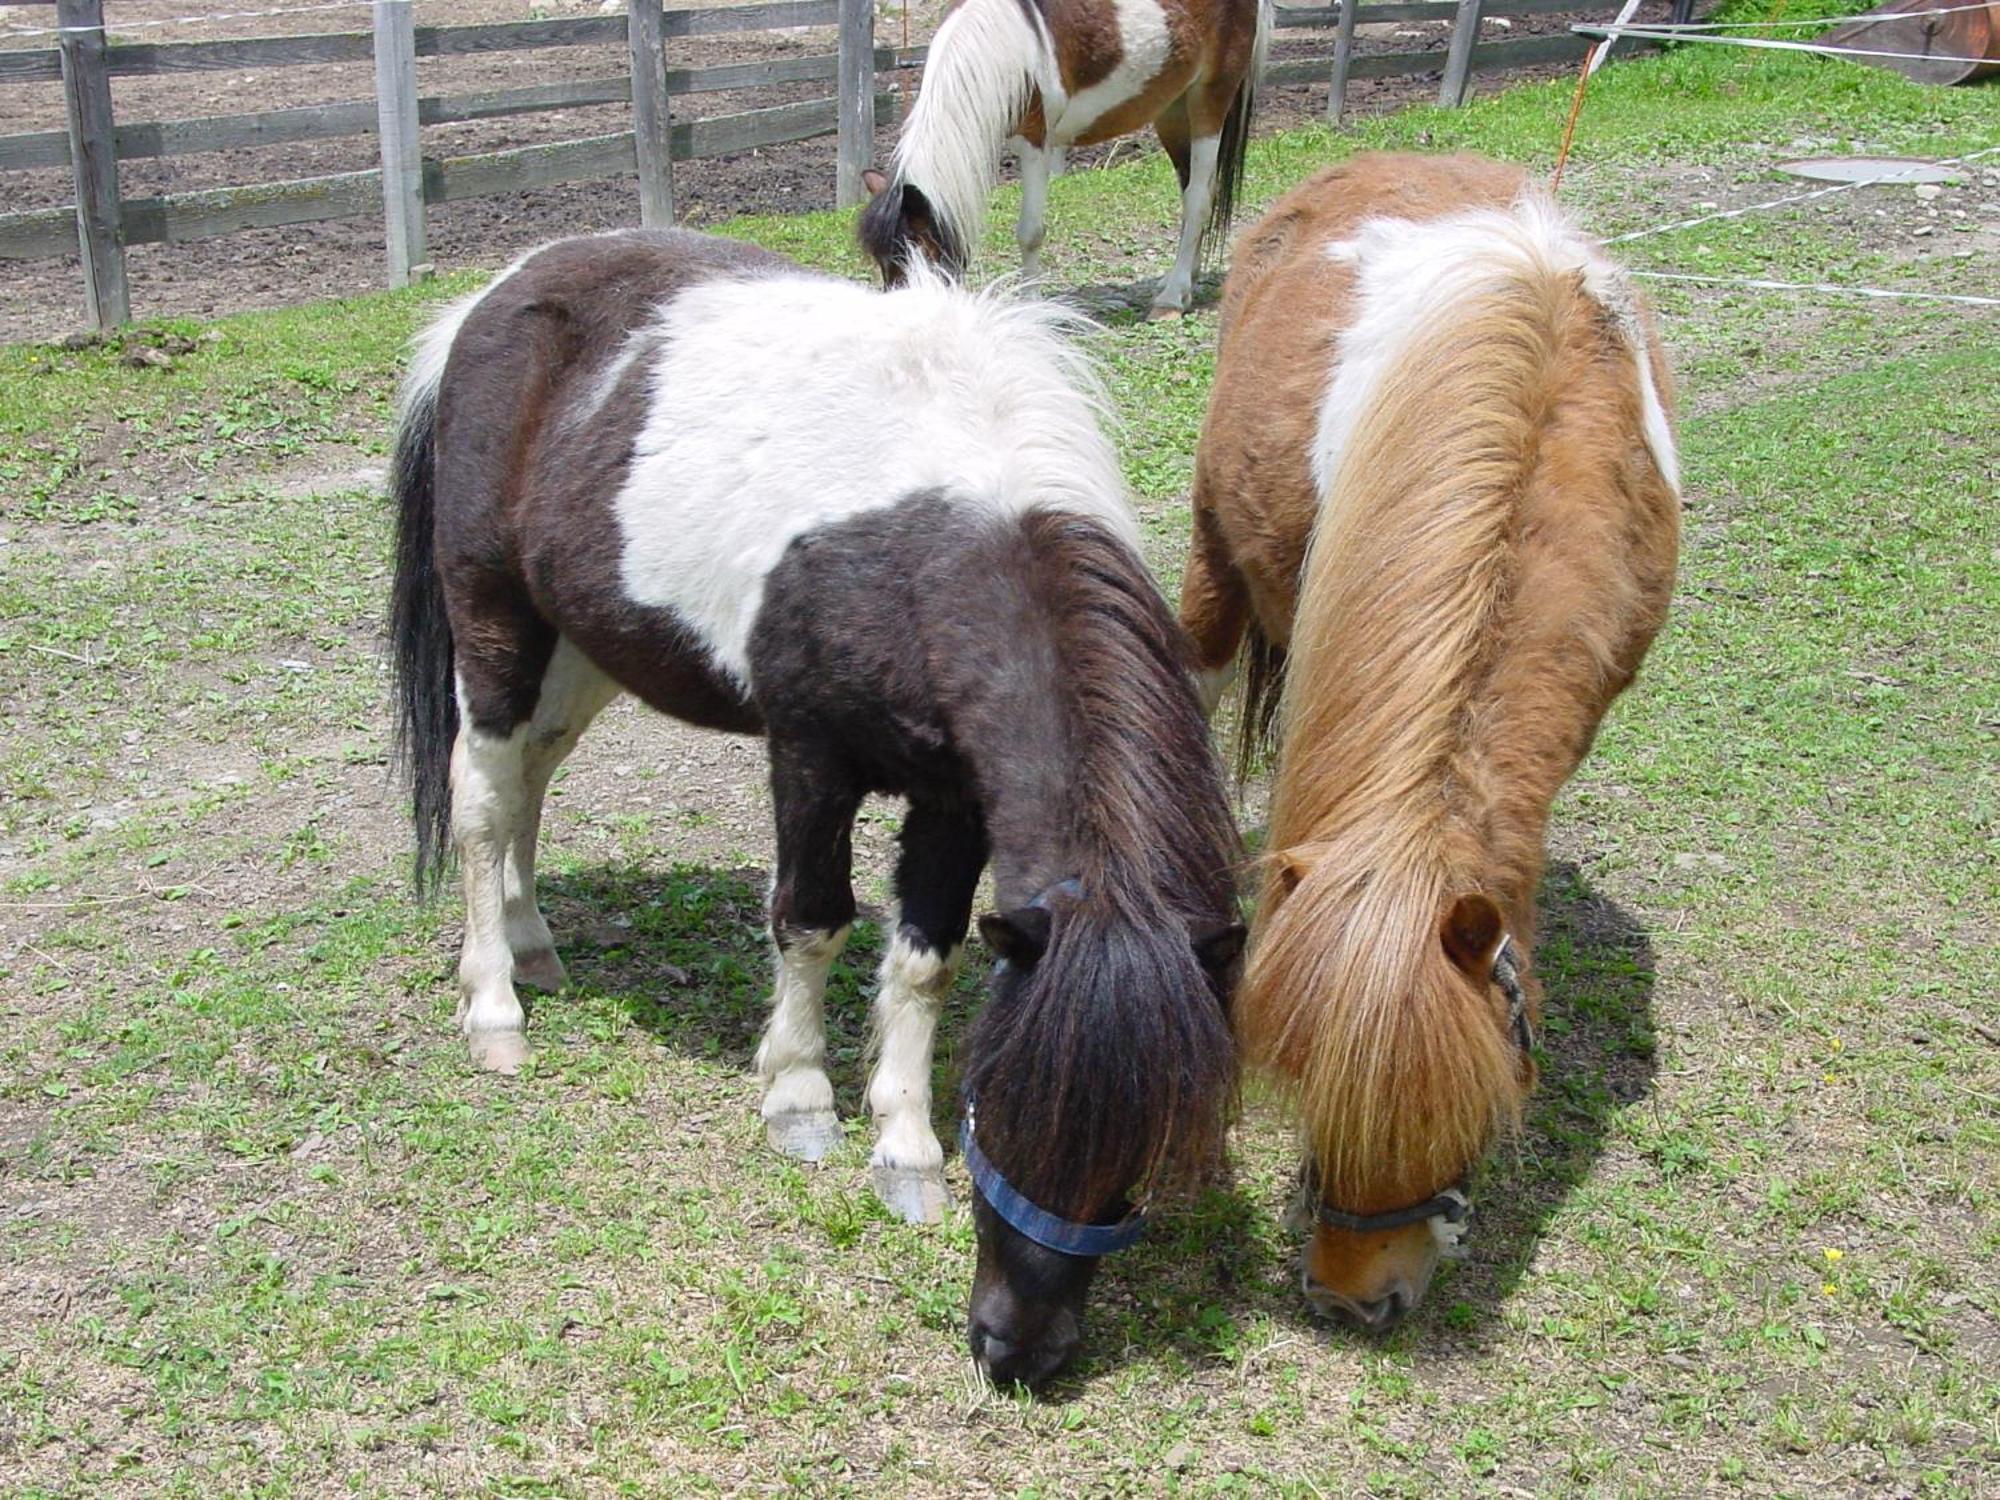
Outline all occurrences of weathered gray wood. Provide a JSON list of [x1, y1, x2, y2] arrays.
[[1278, 0, 1591, 25], [627, 0, 674, 225], [0, 205, 80, 261], [374, 0, 426, 287], [1328, 0, 1360, 124], [56, 0, 127, 328], [0, 127, 69, 173], [661, 1, 837, 38], [121, 168, 382, 246], [426, 132, 636, 203], [1468, 30, 1596, 69], [1438, 0, 1484, 105], [0, 48, 64, 86], [104, 31, 374, 79], [834, 0, 872, 206]]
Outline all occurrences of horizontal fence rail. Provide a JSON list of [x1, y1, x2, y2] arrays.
[[1, 0, 1646, 328]]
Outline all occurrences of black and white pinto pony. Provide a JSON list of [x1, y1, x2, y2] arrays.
[[388, 228, 1243, 1387], [860, 0, 1272, 317]]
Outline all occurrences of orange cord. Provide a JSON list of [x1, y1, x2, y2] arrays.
[[1549, 49, 1598, 193]]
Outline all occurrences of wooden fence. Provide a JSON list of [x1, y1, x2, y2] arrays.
[[1, 0, 1642, 329]]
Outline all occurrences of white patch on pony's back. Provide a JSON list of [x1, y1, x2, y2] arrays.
[[1051, 0, 1175, 142], [1311, 192, 1681, 502], [612, 266, 1137, 686], [895, 0, 1059, 264]]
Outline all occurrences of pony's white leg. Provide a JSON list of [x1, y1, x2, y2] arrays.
[[503, 640, 619, 991], [454, 722, 533, 1074], [755, 924, 852, 1160], [866, 928, 964, 1223], [1151, 133, 1221, 316], [1017, 143, 1056, 282]]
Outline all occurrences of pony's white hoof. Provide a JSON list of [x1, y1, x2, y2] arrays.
[[1144, 303, 1188, 323], [766, 1108, 843, 1162], [468, 1029, 530, 1075], [513, 948, 568, 991], [871, 1163, 950, 1224]]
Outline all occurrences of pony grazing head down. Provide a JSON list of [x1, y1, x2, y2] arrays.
[[859, 169, 969, 286], [1247, 845, 1536, 1327]]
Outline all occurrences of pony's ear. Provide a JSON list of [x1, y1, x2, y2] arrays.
[[862, 167, 889, 199], [1190, 920, 1247, 977], [979, 907, 1053, 968], [1441, 893, 1505, 977], [1265, 842, 1328, 902]]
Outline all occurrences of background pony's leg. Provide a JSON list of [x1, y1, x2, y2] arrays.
[[866, 798, 987, 1224], [756, 738, 861, 1162], [1178, 491, 1254, 717], [503, 639, 619, 991], [1152, 130, 1219, 316], [1016, 141, 1058, 281]]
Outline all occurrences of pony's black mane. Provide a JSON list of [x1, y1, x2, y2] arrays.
[[961, 510, 1240, 1214]]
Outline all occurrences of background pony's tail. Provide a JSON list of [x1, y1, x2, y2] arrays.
[[1233, 619, 1286, 782], [1207, 0, 1272, 263], [890, 0, 1054, 268], [387, 319, 461, 897]]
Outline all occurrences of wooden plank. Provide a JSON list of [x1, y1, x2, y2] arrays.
[[1265, 49, 1438, 86], [0, 204, 80, 261], [374, 0, 426, 286], [660, 1, 838, 37], [119, 168, 382, 247], [425, 132, 636, 203], [833, 0, 872, 205], [1329, 0, 1360, 123], [0, 127, 68, 172], [104, 32, 373, 79], [1438, 0, 1483, 104], [57, 0, 127, 328], [1277, 0, 1590, 25], [627, 0, 673, 225], [416, 16, 625, 58], [0, 48, 64, 87], [1469, 30, 1597, 69]]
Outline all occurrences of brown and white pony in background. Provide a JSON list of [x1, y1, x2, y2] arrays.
[[860, 0, 1272, 317], [1179, 153, 1682, 1329]]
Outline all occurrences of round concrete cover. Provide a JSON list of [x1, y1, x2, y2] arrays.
[[1776, 157, 1962, 185]]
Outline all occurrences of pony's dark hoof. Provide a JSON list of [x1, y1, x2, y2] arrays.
[[766, 1108, 843, 1162], [871, 1163, 950, 1224], [513, 948, 568, 991]]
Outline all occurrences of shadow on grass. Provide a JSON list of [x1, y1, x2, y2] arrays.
[[532, 854, 1654, 1381]]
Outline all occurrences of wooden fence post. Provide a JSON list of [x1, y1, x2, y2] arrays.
[[628, 0, 674, 225], [56, 0, 128, 329], [373, 0, 426, 287], [1438, 0, 1484, 107], [1328, 0, 1361, 125], [834, 0, 873, 207]]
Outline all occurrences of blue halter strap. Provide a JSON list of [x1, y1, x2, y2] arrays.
[[960, 1099, 1146, 1258], [959, 874, 1145, 1258]]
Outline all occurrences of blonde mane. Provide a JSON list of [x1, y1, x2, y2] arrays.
[[1236, 195, 1677, 1207]]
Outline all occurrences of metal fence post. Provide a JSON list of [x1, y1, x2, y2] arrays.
[[56, 0, 128, 329], [373, 0, 426, 286], [1328, 0, 1360, 125], [628, 0, 674, 225], [834, 0, 873, 207], [1438, 0, 1485, 107]]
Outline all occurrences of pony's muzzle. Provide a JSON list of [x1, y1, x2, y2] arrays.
[[968, 1306, 1080, 1390], [1303, 1271, 1414, 1333]]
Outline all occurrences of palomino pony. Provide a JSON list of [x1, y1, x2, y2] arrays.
[[1179, 153, 1681, 1328], [859, 0, 1272, 317], [388, 228, 1242, 1386]]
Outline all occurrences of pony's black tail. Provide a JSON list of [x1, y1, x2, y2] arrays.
[[1234, 619, 1287, 783], [388, 378, 457, 896], [1206, 0, 1272, 267]]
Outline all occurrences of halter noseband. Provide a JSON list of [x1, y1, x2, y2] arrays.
[[960, 874, 1146, 1258], [960, 1098, 1146, 1258], [1313, 933, 1536, 1238]]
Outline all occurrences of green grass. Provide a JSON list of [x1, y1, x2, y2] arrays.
[[2, 44, 1997, 1499]]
